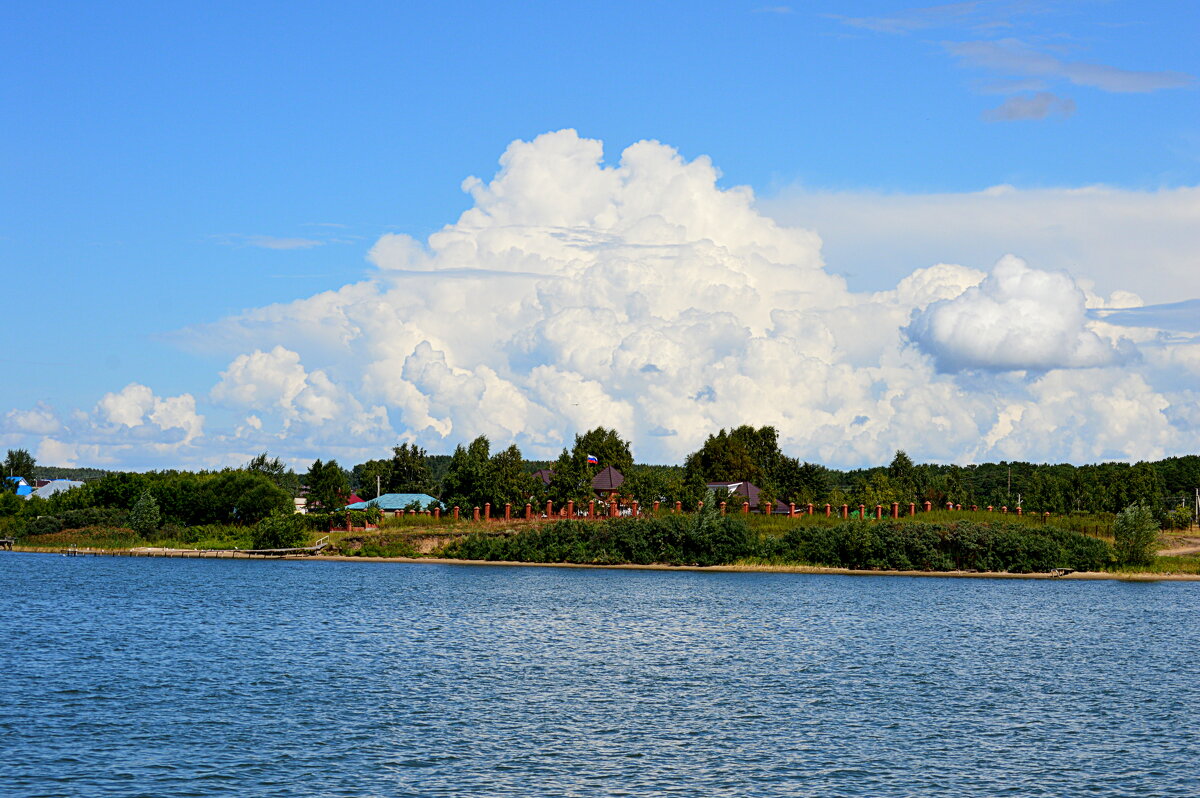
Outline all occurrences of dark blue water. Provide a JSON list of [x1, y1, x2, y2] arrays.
[[2, 554, 1197, 797]]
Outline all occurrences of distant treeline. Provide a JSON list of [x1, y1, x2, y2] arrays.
[[4, 426, 1197, 542]]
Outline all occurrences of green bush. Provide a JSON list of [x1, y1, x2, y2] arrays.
[[128, 490, 161, 537], [251, 512, 309, 550], [23, 515, 63, 537], [1113, 504, 1159, 566]]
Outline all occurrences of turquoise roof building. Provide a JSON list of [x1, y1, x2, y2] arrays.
[[344, 492, 441, 511]]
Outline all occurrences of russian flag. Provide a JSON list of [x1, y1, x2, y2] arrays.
[[586, 454, 599, 465]]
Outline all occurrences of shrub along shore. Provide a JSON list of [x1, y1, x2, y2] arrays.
[[15, 505, 1198, 577]]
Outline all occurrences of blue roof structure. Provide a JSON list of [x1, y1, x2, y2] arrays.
[[344, 492, 441, 511], [4, 476, 33, 497], [31, 479, 84, 500]]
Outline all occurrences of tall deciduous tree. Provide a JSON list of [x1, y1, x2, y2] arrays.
[[3, 448, 36, 484], [549, 427, 634, 503], [305, 459, 350, 511], [388, 443, 432, 494]]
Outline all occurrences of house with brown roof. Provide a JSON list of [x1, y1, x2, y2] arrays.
[[706, 481, 787, 513], [592, 466, 624, 502]]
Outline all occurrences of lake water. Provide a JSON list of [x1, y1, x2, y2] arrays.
[[2, 554, 1198, 797]]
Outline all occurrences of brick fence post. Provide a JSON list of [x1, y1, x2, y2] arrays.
[[453, 506, 460, 521], [505, 503, 511, 521], [589, 500, 596, 518], [825, 504, 831, 517], [653, 501, 660, 513], [720, 501, 727, 515], [924, 501, 932, 513], [742, 502, 750, 514], [525, 503, 532, 520], [674, 501, 682, 514], [789, 503, 796, 518], [546, 500, 553, 518], [875, 505, 883, 520], [567, 500, 575, 517], [841, 504, 849, 519], [484, 502, 491, 521], [472, 506, 480, 522], [892, 502, 899, 518]]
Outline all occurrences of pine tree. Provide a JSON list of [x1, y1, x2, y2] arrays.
[[128, 490, 161, 537]]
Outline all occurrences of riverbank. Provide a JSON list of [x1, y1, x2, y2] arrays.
[[10, 546, 1198, 581]]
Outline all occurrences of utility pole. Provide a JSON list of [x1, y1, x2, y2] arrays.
[[377, 474, 382, 498]]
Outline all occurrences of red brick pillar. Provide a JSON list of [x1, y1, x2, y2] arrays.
[[653, 501, 660, 513], [453, 506, 460, 520], [674, 501, 682, 514], [502, 503, 510, 521], [946, 502, 953, 511], [924, 501, 932, 513], [525, 503, 532, 520], [789, 503, 796, 518], [1016, 507, 1022, 516], [875, 505, 883, 520], [610, 500, 619, 518], [632, 501, 639, 518], [971, 505, 977, 512], [697, 501, 704, 513], [909, 503, 916, 516], [1044, 511, 1051, 521], [892, 502, 899, 518], [807, 503, 814, 516], [433, 507, 440, 519], [720, 501, 727, 515], [1001, 506, 1008, 514], [955, 504, 962, 511], [859, 504, 865, 519], [742, 502, 750, 514], [567, 500, 575, 517], [484, 502, 491, 521], [764, 502, 772, 516], [472, 507, 480, 522], [825, 504, 832, 517], [841, 504, 849, 519], [546, 500, 553, 517], [987, 505, 993, 512], [589, 500, 596, 518]]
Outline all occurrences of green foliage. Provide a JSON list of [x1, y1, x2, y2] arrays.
[[442, 512, 753, 566], [305, 458, 350, 511], [683, 425, 827, 505], [1113, 504, 1159, 566], [351, 457, 392, 497], [246, 452, 299, 494], [0, 491, 23, 517], [3, 448, 36, 483], [128, 490, 161, 536], [547, 427, 635, 504], [440, 436, 535, 510], [251, 511, 309, 550], [388, 443, 432, 494], [23, 515, 63, 537]]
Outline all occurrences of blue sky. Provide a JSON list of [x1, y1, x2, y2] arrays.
[[2, 1, 1197, 470]]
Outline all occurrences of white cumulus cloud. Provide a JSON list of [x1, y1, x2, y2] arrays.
[[905, 255, 1128, 372]]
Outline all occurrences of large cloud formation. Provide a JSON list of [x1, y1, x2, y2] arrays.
[[7, 130, 1198, 469]]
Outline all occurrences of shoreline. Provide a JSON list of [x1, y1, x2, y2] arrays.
[[9, 546, 1197, 581]]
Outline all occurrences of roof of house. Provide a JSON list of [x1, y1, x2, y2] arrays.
[[344, 492, 441, 511], [592, 466, 624, 492], [532, 468, 553, 486], [706, 480, 787, 512], [5, 476, 33, 496], [31, 479, 84, 499], [346, 493, 365, 505]]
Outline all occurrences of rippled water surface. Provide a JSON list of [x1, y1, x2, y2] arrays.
[[3, 554, 1198, 797]]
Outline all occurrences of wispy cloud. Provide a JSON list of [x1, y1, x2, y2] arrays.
[[829, 2, 981, 34], [213, 234, 326, 250], [983, 91, 1075, 121], [948, 38, 1194, 93], [753, 5, 794, 14]]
